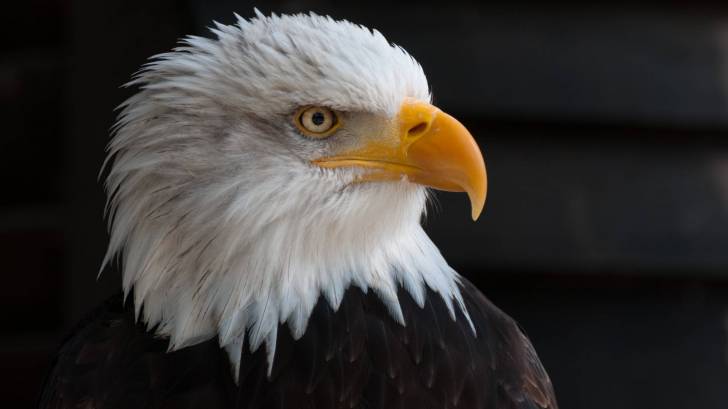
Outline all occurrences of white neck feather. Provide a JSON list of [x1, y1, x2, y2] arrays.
[[104, 153, 472, 377]]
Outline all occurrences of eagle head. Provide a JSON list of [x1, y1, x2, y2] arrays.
[[102, 11, 486, 372]]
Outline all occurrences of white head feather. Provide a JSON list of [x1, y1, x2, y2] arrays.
[[102, 11, 472, 377]]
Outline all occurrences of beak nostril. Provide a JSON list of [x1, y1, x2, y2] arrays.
[[407, 122, 429, 139]]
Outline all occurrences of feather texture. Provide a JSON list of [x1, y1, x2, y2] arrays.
[[40, 279, 557, 409]]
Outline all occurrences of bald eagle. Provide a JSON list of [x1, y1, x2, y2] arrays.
[[40, 11, 558, 409]]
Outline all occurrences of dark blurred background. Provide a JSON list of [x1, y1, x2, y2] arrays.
[[3, 0, 728, 408]]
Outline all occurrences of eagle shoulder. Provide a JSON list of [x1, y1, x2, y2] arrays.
[[38, 294, 233, 409], [459, 279, 559, 409], [39, 283, 558, 409]]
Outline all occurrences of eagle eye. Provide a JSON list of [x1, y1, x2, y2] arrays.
[[294, 106, 340, 138]]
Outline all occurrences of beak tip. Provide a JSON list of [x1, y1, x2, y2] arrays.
[[467, 167, 487, 221], [468, 191, 486, 221], [470, 201, 484, 221]]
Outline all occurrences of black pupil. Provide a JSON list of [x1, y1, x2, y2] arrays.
[[311, 111, 326, 126]]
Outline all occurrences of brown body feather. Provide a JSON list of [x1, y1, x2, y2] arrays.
[[40, 279, 557, 409]]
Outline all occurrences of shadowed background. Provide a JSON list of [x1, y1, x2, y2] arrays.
[[3, 1, 728, 408]]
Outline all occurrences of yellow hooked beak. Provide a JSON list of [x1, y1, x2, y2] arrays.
[[312, 99, 487, 220]]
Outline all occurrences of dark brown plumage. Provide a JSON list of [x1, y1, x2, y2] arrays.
[[39, 278, 557, 409]]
